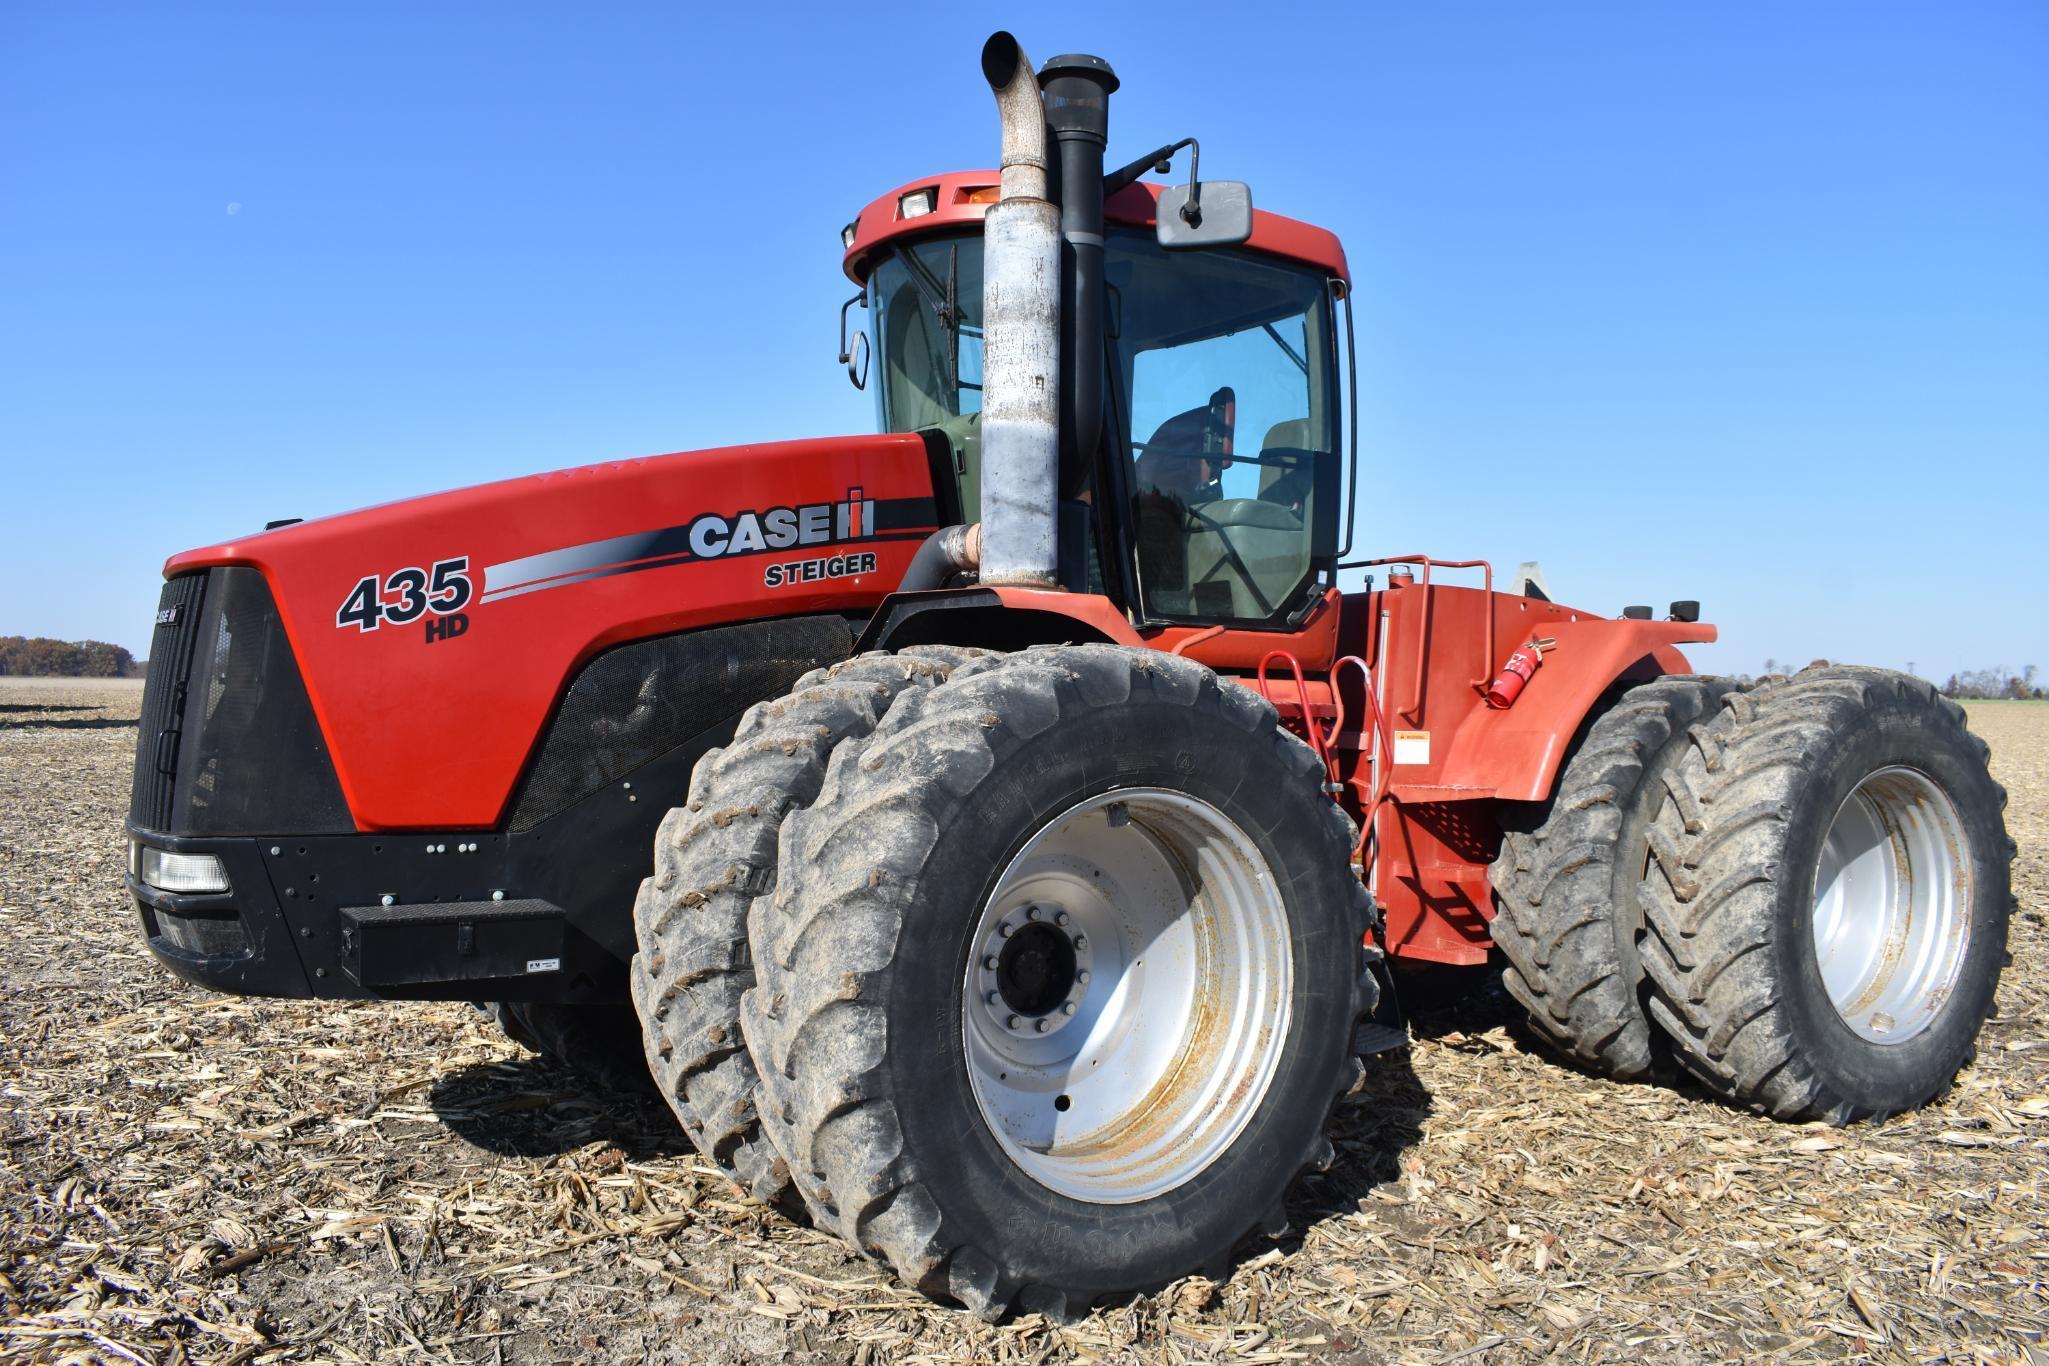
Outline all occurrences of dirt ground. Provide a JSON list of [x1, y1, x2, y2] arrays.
[[2, 678, 2043, 1364]]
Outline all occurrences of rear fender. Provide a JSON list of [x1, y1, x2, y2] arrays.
[[1435, 617, 1716, 803]]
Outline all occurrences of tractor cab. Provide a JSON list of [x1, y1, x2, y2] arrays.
[[843, 172, 1355, 630]]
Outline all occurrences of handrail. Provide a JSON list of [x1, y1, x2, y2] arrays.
[[1328, 654, 1390, 796], [1254, 650, 1337, 793], [1341, 554, 1495, 723], [1328, 653, 1392, 874]]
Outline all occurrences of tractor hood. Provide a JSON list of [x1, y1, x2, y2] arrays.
[[163, 433, 947, 829]]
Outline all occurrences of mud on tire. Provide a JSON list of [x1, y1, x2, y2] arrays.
[[629, 648, 982, 1201], [742, 645, 1375, 1319], [1638, 666, 2014, 1122], [1489, 675, 1733, 1080]]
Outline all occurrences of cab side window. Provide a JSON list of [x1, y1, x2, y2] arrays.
[[1114, 239, 1334, 622]]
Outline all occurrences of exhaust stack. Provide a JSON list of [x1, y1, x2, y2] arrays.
[[976, 31, 1062, 588]]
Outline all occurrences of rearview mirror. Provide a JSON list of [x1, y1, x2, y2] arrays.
[[1156, 181, 1252, 249]]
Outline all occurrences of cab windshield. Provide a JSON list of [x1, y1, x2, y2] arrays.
[[871, 230, 1339, 624]]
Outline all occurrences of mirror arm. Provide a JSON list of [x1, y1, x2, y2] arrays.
[[1179, 139, 1203, 226], [838, 290, 870, 391], [1103, 137, 1195, 198]]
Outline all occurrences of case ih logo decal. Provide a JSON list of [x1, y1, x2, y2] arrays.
[[686, 489, 875, 560], [334, 491, 935, 636], [471, 489, 934, 605]]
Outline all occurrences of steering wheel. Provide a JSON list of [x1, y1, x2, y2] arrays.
[[1184, 503, 1278, 618]]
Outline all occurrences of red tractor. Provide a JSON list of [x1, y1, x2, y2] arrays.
[[126, 34, 2012, 1319]]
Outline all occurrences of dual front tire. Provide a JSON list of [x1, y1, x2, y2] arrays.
[[635, 645, 1373, 1317]]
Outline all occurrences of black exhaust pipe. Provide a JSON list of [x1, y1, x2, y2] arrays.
[[1039, 53, 1118, 500]]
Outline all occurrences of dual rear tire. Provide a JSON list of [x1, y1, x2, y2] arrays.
[[1637, 667, 2011, 1120], [1494, 665, 2011, 1121]]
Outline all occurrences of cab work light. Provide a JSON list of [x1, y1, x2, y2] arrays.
[[136, 844, 231, 895], [897, 188, 937, 220]]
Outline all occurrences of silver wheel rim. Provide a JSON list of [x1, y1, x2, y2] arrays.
[[1809, 766, 1972, 1044], [961, 789, 1293, 1204]]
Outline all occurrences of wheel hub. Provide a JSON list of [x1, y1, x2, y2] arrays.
[[978, 907, 1093, 1037], [991, 916, 1082, 1019]]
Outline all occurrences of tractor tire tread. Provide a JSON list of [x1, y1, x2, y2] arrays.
[[630, 646, 983, 1201], [1489, 675, 1734, 1081]]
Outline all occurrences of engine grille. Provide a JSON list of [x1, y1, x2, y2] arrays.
[[506, 614, 853, 831], [131, 574, 208, 832], [129, 568, 352, 836]]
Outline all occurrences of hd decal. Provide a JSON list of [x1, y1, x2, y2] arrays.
[[475, 489, 935, 604]]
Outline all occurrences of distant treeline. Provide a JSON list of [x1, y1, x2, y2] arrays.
[[1938, 666, 2043, 701], [1739, 659, 2043, 701], [0, 637, 144, 678]]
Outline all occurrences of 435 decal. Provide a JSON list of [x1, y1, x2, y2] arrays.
[[336, 556, 473, 634]]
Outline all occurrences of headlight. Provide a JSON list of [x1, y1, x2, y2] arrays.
[[137, 846, 231, 895]]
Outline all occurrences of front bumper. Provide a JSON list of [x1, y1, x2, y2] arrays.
[[126, 824, 626, 1004]]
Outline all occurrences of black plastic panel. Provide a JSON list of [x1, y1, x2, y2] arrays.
[[507, 613, 853, 831], [171, 568, 353, 836]]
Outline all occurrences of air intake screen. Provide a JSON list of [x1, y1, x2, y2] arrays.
[[507, 615, 853, 832], [172, 567, 353, 836]]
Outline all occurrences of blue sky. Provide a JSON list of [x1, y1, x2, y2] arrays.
[[3, 2, 2044, 679]]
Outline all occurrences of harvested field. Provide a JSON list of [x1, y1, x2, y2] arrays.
[[2, 677, 2043, 1363]]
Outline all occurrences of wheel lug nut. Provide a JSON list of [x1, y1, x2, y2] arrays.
[[1078, 970, 1091, 985], [1072, 935, 1087, 950], [984, 955, 999, 970], [1055, 911, 1071, 927], [999, 923, 1015, 938], [1034, 1019, 1051, 1033], [1007, 1014, 1021, 1029], [1062, 1002, 1077, 1016], [1026, 906, 1042, 922], [987, 991, 1001, 1006]]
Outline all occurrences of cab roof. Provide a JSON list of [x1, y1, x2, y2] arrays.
[[841, 169, 1350, 286]]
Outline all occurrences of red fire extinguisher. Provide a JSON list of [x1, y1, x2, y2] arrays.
[[1485, 637, 1556, 710]]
